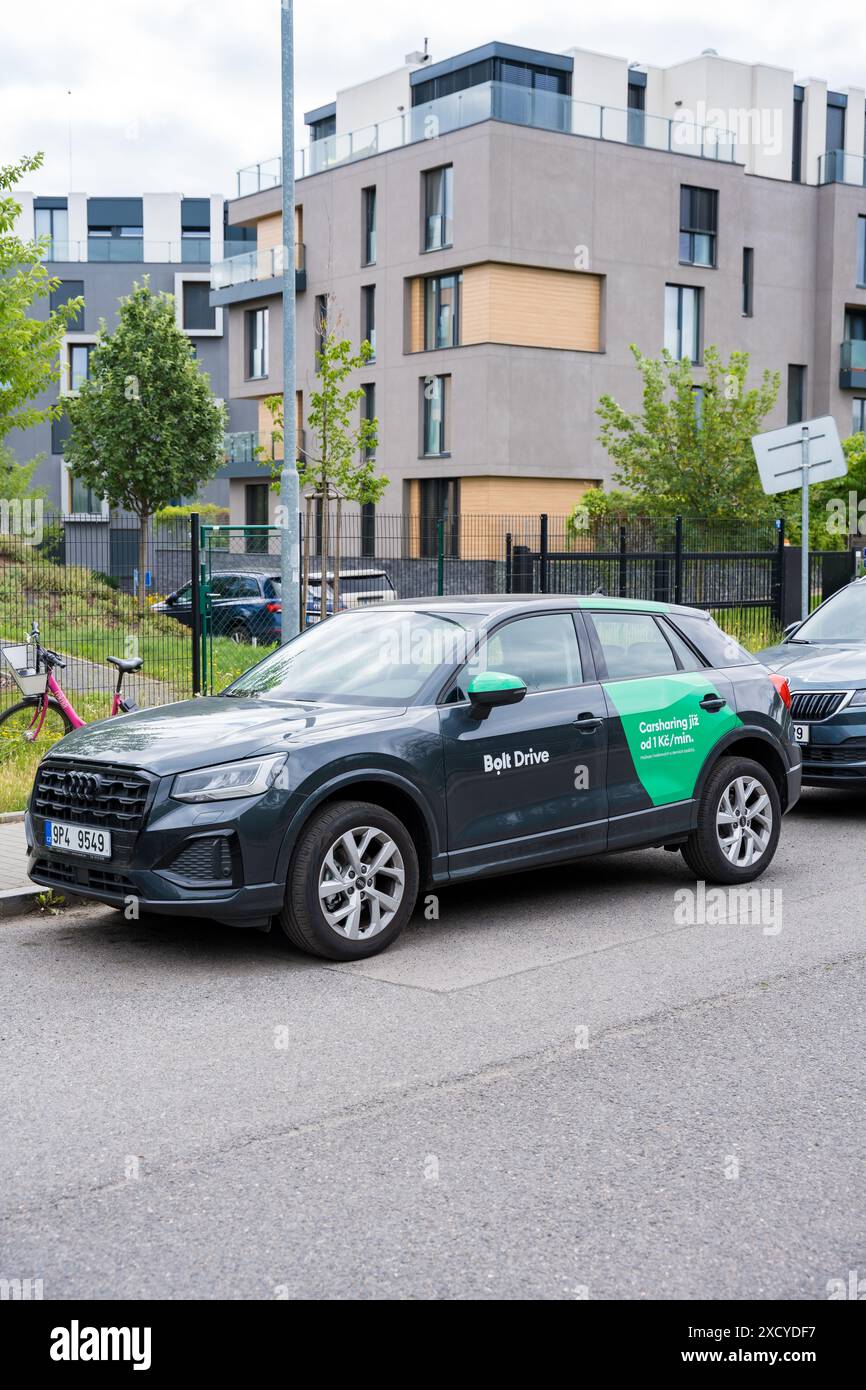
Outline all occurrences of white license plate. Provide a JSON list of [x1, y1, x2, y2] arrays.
[[44, 821, 112, 860], [793, 724, 810, 744]]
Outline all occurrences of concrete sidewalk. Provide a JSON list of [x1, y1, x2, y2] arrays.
[[0, 818, 39, 914]]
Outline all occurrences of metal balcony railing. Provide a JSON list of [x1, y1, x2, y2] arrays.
[[236, 81, 737, 194], [841, 339, 866, 372]]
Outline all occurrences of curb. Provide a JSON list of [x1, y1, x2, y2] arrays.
[[0, 885, 43, 919], [0, 811, 25, 824]]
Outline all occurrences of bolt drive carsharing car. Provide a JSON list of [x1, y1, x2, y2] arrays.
[[26, 597, 800, 961]]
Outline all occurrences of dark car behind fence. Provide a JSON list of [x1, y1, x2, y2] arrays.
[[0, 509, 857, 712]]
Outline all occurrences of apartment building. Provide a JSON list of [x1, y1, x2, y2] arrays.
[[212, 39, 866, 540], [10, 191, 258, 512]]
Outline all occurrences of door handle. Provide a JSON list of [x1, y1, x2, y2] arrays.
[[574, 713, 603, 733], [699, 695, 726, 713]]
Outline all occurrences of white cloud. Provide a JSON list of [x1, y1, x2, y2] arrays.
[[1, 0, 864, 197]]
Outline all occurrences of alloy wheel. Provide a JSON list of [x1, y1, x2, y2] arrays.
[[715, 775, 774, 868], [318, 825, 406, 940]]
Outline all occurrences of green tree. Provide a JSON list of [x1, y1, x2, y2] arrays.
[[595, 345, 780, 519], [0, 153, 83, 447], [64, 280, 226, 607], [778, 431, 866, 550], [262, 321, 387, 612], [0, 444, 47, 501]]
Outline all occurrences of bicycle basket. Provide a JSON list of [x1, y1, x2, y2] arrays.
[[0, 643, 48, 697]]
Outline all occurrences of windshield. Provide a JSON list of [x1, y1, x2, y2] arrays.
[[223, 609, 475, 706], [794, 584, 866, 644]]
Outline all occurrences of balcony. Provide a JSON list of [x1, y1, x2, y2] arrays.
[[39, 240, 218, 264], [819, 150, 866, 186], [236, 80, 736, 193], [209, 243, 306, 306], [840, 339, 866, 388], [218, 431, 267, 478]]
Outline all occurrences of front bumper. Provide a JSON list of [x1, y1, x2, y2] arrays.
[[25, 765, 298, 928], [795, 706, 866, 789]]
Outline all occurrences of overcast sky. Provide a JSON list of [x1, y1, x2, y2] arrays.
[[2, 0, 865, 198]]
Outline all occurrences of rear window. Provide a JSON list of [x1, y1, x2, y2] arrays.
[[669, 614, 756, 668]]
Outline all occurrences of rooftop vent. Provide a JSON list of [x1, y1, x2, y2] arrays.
[[701, 48, 719, 57], [406, 37, 431, 65]]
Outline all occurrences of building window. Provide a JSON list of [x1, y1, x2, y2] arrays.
[[35, 204, 69, 259], [419, 478, 460, 559], [424, 165, 453, 251], [361, 502, 376, 558], [68, 343, 93, 393], [826, 97, 846, 153], [853, 399, 866, 434], [50, 279, 84, 326], [245, 482, 269, 553], [362, 284, 376, 359], [246, 307, 268, 379], [845, 307, 866, 341], [664, 285, 702, 363], [70, 476, 101, 514], [362, 187, 377, 266], [858, 217, 866, 288], [425, 273, 461, 349], [679, 186, 717, 267], [421, 375, 450, 456], [361, 383, 376, 460], [792, 88, 804, 183], [742, 247, 754, 316], [182, 281, 216, 332], [315, 294, 328, 361], [627, 78, 646, 146], [181, 198, 211, 264], [787, 365, 807, 425]]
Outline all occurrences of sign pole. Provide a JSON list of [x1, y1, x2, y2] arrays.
[[280, 0, 300, 642], [801, 425, 810, 622]]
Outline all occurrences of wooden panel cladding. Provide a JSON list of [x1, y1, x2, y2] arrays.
[[462, 263, 601, 352], [408, 277, 425, 354], [258, 397, 282, 461], [256, 213, 283, 253], [460, 476, 597, 515]]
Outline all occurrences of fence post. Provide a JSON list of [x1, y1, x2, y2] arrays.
[[618, 525, 627, 597], [436, 517, 444, 596], [673, 515, 683, 606], [190, 512, 201, 696], [539, 514, 548, 593], [505, 531, 513, 595], [774, 516, 785, 626]]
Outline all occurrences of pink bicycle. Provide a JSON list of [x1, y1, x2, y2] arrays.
[[0, 621, 143, 759]]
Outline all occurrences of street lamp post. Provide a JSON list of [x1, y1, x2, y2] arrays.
[[280, 0, 300, 640]]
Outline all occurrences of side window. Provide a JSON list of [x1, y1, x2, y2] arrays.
[[467, 613, 583, 694], [659, 618, 705, 671], [235, 577, 261, 598], [208, 576, 230, 598], [669, 613, 756, 668], [591, 611, 678, 679]]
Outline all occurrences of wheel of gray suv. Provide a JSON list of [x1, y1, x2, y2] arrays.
[[681, 755, 781, 884], [279, 799, 420, 960]]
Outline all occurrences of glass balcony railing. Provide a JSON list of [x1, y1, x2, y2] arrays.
[[223, 431, 259, 464], [237, 80, 736, 193], [87, 236, 144, 262], [210, 242, 305, 291], [819, 150, 866, 186], [39, 240, 230, 264], [841, 340, 866, 372]]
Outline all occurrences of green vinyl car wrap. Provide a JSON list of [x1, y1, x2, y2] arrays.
[[25, 595, 801, 962], [604, 672, 742, 806]]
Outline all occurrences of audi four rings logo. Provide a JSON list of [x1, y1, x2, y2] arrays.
[[63, 772, 102, 801]]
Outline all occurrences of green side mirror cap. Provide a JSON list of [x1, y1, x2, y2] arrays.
[[466, 671, 528, 716]]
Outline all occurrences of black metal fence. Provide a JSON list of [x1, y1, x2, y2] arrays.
[[1, 510, 858, 712]]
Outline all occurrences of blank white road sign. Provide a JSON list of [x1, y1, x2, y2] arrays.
[[751, 416, 846, 495]]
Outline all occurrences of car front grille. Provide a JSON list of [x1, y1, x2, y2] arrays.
[[789, 690, 850, 722], [32, 857, 137, 898], [804, 740, 866, 765], [32, 760, 154, 868]]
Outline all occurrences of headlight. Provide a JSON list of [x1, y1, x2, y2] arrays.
[[850, 690, 866, 706], [171, 754, 287, 803]]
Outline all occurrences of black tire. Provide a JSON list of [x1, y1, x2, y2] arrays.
[[681, 755, 781, 884], [227, 622, 252, 645], [279, 799, 419, 961], [0, 697, 74, 760]]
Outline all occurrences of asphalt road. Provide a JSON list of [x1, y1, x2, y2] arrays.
[[1, 787, 864, 1301]]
